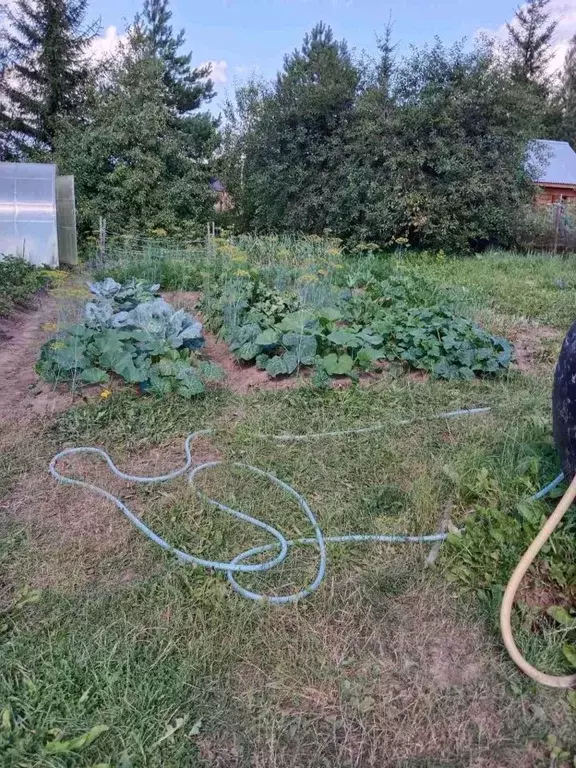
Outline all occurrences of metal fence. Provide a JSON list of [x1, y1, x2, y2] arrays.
[[524, 202, 576, 253]]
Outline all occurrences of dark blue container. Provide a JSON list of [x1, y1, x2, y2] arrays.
[[553, 320, 576, 480]]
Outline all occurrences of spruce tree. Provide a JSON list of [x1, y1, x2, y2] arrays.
[[558, 34, 576, 147], [375, 16, 397, 95], [242, 22, 359, 233], [0, 0, 98, 155], [506, 0, 558, 85], [137, 0, 214, 114]]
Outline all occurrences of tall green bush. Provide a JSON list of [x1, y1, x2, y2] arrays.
[[223, 29, 544, 251]]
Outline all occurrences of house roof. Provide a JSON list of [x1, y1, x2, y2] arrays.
[[209, 176, 226, 193], [528, 139, 576, 186]]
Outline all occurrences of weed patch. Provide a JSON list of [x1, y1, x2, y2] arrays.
[[406, 251, 576, 329], [53, 388, 230, 448], [0, 257, 51, 318]]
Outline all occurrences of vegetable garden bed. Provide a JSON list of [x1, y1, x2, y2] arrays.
[[36, 278, 224, 397], [36, 241, 516, 398], [197, 245, 513, 386]]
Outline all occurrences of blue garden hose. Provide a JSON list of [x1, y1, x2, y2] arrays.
[[49, 408, 564, 604]]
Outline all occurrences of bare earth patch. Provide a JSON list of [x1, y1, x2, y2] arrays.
[[508, 324, 562, 373], [199, 577, 570, 767], [1, 433, 222, 594], [0, 293, 77, 427], [475, 308, 562, 374], [516, 562, 576, 613]]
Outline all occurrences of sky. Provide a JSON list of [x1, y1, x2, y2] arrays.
[[90, 0, 576, 114]]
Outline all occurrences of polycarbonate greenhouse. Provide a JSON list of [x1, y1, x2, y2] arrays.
[[0, 162, 59, 266]]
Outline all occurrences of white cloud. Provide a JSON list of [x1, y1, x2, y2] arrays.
[[200, 59, 228, 84], [478, 0, 576, 75], [234, 64, 261, 76], [89, 25, 127, 62], [547, 1, 576, 71]]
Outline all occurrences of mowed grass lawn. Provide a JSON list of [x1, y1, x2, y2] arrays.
[[1, 252, 576, 767]]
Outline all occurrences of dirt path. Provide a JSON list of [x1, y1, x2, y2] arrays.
[[0, 293, 76, 431]]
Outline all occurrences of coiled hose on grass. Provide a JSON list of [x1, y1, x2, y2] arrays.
[[49, 407, 575, 687]]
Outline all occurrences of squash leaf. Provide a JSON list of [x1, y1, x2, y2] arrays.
[[266, 352, 298, 377], [282, 332, 317, 364], [547, 606, 576, 628], [236, 341, 262, 361], [326, 329, 362, 348], [562, 643, 576, 668], [255, 328, 281, 346], [322, 353, 353, 375], [80, 367, 110, 384]]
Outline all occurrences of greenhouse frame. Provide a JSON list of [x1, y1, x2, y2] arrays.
[[0, 162, 78, 267]]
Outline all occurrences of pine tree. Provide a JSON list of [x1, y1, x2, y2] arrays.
[[506, 0, 558, 85], [136, 0, 214, 114], [0, 0, 98, 155]]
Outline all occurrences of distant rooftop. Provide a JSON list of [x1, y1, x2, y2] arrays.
[[209, 176, 226, 193], [528, 139, 576, 186]]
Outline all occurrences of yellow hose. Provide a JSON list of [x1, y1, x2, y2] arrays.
[[500, 474, 576, 688]]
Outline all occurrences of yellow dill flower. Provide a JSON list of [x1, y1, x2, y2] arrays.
[[42, 322, 58, 332], [298, 273, 318, 284], [317, 269, 328, 277], [327, 248, 341, 256], [234, 269, 250, 278], [100, 388, 112, 399], [41, 268, 68, 283], [50, 341, 66, 350], [53, 287, 90, 298]]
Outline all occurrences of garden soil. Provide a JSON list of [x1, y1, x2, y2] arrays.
[[0, 293, 76, 429]]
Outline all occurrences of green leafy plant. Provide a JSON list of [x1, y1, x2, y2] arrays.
[[200, 260, 513, 381], [446, 488, 576, 675], [544, 734, 576, 766], [0, 257, 50, 317], [36, 279, 222, 398], [0, 706, 109, 762], [546, 607, 576, 670], [88, 277, 160, 309], [371, 306, 512, 380]]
